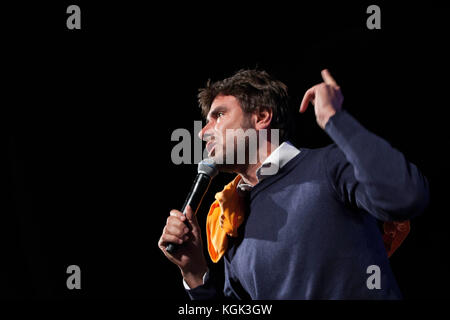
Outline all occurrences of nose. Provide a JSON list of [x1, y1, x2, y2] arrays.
[[198, 121, 213, 141]]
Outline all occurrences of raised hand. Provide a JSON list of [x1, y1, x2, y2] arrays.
[[299, 69, 344, 129]]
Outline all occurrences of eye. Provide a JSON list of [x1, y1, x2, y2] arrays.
[[217, 112, 224, 118]]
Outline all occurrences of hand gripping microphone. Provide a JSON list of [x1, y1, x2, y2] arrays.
[[165, 159, 218, 254]]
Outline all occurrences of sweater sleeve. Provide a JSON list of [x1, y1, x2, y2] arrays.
[[324, 110, 430, 221], [185, 269, 224, 300], [186, 265, 244, 300]]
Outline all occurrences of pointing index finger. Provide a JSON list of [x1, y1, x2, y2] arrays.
[[321, 69, 338, 87]]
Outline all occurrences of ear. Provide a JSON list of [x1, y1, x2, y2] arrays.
[[254, 107, 272, 130]]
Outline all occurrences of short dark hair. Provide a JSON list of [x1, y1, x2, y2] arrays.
[[198, 69, 293, 141]]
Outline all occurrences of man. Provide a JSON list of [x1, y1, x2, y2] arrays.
[[158, 69, 429, 299]]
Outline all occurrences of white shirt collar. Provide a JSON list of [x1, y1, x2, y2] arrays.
[[237, 141, 300, 192]]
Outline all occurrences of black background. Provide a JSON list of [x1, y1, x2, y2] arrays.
[[2, 0, 448, 310]]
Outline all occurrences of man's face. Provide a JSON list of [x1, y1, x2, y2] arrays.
[[198, 95, 254, 170]]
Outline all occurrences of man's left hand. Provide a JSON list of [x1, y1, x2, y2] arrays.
[[299, 69, 344, 129]]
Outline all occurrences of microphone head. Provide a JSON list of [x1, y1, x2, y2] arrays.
[[198, 158, 218, 178]]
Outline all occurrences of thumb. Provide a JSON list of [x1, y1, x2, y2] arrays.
[[185, 205, 200, 228], [184, 204, 195, 220], [184, 205, 202, 236]]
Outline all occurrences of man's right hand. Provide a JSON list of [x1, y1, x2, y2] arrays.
[[158, 205, 208, 289]]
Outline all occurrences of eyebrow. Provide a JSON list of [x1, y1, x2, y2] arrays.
[[206, 105, 227, 123]]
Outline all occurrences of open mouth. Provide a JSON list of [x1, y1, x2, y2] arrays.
[[206, 141, 216, 156]]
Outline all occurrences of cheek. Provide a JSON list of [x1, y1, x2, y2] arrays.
[[213, 123, 226, 144], [241, 114, 254, 130]]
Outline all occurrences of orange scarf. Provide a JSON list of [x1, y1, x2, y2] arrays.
[[206, 175, 410, 262], [206, 175, 245, 263], [383, 220, 410, 257]]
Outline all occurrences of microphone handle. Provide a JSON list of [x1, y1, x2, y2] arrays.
[[165, 173, 212, 254]]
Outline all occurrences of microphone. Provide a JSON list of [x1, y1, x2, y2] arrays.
[[165, 159, 218, 254]]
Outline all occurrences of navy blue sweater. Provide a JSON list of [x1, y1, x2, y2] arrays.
[[187, 110, 429, 300]]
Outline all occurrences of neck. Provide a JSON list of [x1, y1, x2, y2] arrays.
[[238, 162, 261, 186], [236, 139, 278, 186]]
